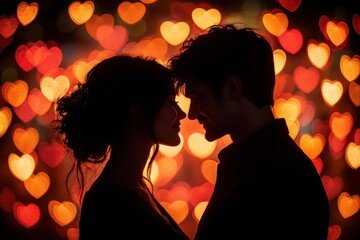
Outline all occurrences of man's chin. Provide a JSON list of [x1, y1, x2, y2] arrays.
[[204, 131, 224, 142]]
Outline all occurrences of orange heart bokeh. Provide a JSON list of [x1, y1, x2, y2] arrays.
[[161, 200, 189, 224], [340, 54, 360, 82], [1, 80, 28, 107], [0, 106, 12, 137], [48, 200, 77, 226], [330, 112, 353, 141], [299, 133, 325, 160], [68, 1, 94, 25], [117, 1, 146, 25], [17, 1, 39, 26], [325, 21, 349, 47], [262, 9, 288, 37], [24, 172, 50, 199], [12, 126, 39, 154], [349, 82, 360, 107], [201, 159, 217, 185], [337, 192, 360, 219]]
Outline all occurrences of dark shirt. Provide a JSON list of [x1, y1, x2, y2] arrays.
[[79, 183, 190, 239], [195, 118, 330, 239]]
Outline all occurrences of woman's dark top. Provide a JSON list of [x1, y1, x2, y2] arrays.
[[195, 118, 330, 240], [79, 182, 190, 239]]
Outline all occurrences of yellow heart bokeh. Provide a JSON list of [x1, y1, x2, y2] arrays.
[[321, 79, 343, 107], [273, 97, 301, 125], [307, 42, 330, 69], [187, 132, 216, 159], [8, 153, 35, 181], [72, 60, 99, 84], [345, 142, 360, 169], [160, 21, 190, 46], [40, 75, 70, 102], [193, 201, 208, 222], [273, 49, 287, 74], [192, 8, 221, 30]]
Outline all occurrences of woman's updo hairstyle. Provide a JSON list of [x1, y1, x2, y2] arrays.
[[53, 55, 173, 165]]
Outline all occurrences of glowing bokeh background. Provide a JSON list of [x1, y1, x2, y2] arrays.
[[0, 0, 359, 239]]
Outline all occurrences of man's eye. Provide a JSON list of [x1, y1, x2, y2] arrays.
[[168, 97, 178, 104], [171, 100, 179, 104], [190, 95, 199, 102]]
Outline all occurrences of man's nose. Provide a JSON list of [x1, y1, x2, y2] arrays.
[[187, 102, 198, 120]]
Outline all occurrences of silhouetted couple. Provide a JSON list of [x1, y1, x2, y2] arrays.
[[53, 24, 329, 239]]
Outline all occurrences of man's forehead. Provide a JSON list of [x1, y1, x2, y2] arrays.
[[184, 81, 210, 96], [184, 81, 200, 95]]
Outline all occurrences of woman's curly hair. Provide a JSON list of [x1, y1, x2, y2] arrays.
[[52, 55, 174, 199]]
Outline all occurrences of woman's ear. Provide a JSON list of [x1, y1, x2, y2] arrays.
[[223, 75, 243, 100]]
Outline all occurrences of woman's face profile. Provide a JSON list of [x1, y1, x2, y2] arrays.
[[153, 95, 186, 146]]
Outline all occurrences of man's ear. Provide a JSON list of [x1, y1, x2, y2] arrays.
[[223, 75, 243, 100]]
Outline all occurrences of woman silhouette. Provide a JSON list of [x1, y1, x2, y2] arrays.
[[53, 55, 189, 239]]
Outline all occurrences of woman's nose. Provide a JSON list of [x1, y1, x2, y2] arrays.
[[177, 104, 186, 120]]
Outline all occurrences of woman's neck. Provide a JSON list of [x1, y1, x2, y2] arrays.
[[95, 135, 154, 188]]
